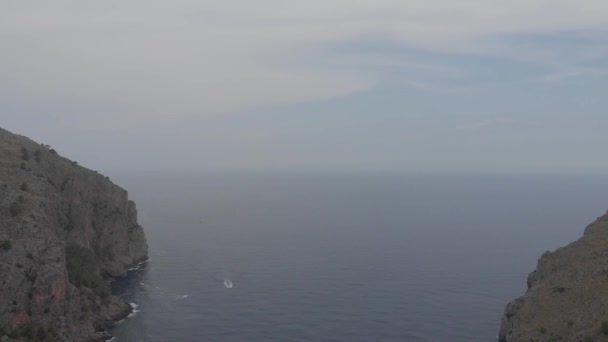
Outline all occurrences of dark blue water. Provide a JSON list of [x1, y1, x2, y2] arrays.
[[108, 173, 608, 341]]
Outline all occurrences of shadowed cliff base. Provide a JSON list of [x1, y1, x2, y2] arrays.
[[0, 127, 148, 341]]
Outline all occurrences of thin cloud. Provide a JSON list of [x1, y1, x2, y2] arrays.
[[544, 67, 608, 83], [2, 0, 608, 126]]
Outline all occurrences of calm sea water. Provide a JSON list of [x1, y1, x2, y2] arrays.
[[108, 173, 608, 342]]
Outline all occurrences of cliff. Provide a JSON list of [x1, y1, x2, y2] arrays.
[[499, 211, 608, 342], [0, 127, 148, 341]]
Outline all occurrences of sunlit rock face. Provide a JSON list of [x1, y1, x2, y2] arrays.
[[0, 127, 147, 341]]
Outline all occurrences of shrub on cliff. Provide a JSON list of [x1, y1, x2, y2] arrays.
[[66, 244, 109, 295], [9, 201, 23, 217], [20, 147, 29, 161], [21, 324, 34, 340], [602, 320, 608, 335], [8, 328, 19, 339], [20, 182, 28, 191], [36, 326, 46, 340], [0, 240, 11, 251], [47, 325, 57, 338]]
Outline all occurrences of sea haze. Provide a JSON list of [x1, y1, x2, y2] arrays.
[[108, 172, 608, 341]]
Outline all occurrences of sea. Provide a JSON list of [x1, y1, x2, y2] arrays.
[[107, 172, 608, 341]]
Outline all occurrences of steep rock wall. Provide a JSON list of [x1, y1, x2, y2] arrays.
[[0, 128, 148, 341]]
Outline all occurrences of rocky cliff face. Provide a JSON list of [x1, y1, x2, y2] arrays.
[[0, 128, 148, 341], [500, 211, 608, 342]]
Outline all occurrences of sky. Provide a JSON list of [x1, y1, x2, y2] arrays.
[[2, 0, 608, 174]]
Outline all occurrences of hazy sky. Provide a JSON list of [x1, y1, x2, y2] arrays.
[[2, 1, 608, 174]]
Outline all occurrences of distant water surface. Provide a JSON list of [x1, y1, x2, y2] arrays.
[[108, 173, 608, 341]]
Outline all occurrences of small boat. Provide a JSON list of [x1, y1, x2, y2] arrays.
[[224, 279, 233, 289]]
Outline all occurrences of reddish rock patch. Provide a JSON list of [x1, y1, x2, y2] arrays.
[[11, 311, 29, 324], [51, 278, 66, 301]]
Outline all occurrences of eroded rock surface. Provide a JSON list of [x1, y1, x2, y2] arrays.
[[0, 127, 147, 341], [500, 212, 608, 342]]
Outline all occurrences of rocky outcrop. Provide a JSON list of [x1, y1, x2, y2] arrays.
[[0, 127, 148, 341], [499, 211, 608, 342]]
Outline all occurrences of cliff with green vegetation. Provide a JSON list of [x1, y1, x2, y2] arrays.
[[0, 127, 148, 341], [500, 212, 608, 342]]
